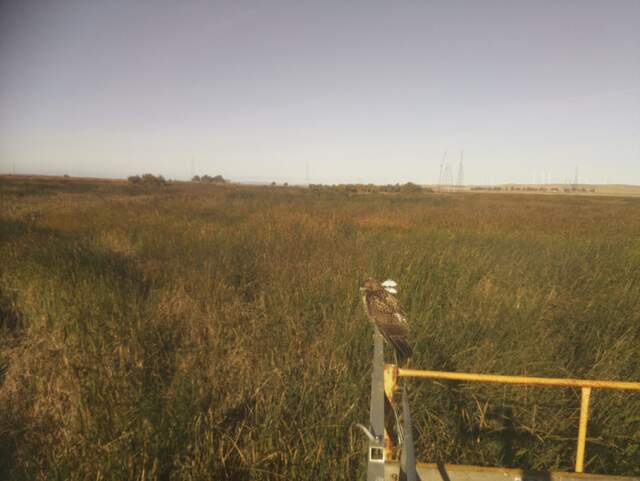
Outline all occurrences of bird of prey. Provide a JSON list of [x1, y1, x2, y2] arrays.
[[360, 278, 412, 363]]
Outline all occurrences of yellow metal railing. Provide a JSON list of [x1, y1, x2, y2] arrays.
[[384, 365, 640, 473]]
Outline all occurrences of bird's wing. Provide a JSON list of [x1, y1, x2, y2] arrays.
[[378, 290, 408, 322], [366, 291, 409, 335], [366, 291, 412, 361]]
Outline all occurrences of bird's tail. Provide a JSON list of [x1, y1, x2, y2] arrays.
[[390, 336, 412, 366]]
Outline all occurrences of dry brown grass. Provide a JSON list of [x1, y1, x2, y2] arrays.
[[1, 177, 639, 480]]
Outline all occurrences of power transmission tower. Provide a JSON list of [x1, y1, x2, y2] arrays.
[[438, 151, 448, 190], [574, 165, 579, 188], [442, 162, 453, 191], [306, 161, 310, 184], [456, 150, 464, 188]]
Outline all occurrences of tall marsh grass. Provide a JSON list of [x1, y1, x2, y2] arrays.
[[1, 178, 639, 480]]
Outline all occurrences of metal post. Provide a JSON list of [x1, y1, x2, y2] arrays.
[[575, 387, 591, 473], [399, 387, 417, 481], [367, 332, 386, 481]]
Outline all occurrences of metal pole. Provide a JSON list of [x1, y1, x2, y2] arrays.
[[575, 387, 591, 473], [367, 332, 386, 481], [399, 387, 417, 481]]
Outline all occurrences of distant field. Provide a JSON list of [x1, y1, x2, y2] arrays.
[[497, 184, 640, 197], [1, 176, 639, 480], [433, 183, 640, 197]]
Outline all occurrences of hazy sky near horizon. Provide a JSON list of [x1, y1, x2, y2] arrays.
[[1, 0, 639, 184]]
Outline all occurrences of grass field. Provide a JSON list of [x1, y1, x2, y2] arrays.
[[1, 177, 639, 480]]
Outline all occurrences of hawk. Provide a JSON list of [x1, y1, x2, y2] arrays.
[[360, 278, 412, 363]]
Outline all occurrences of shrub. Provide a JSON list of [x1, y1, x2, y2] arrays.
[[200, 174, 227, 184], [128, 174, 167, 186], [401, 182, 423, 192]]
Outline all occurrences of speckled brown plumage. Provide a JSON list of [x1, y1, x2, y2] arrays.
[[361, 278, 412, 363]]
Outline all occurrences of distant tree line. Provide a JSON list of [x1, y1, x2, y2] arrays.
[[126, 174, 229, 186], [468, 186, 597, 193], [470, 186, 504, 191], [307, 182, 433, 193], [191, 174, 228, 183], [127, 174, 167, 186], [505, 186, 596, 193]]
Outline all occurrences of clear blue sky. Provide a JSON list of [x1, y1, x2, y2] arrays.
[[1, 0, 639, 184]]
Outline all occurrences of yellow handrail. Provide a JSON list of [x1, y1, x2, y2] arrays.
[[397, 368, 640, 390], [392, 366, 640, 473]]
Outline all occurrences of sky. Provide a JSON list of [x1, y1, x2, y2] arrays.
[[1, 0, 639, 185]]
